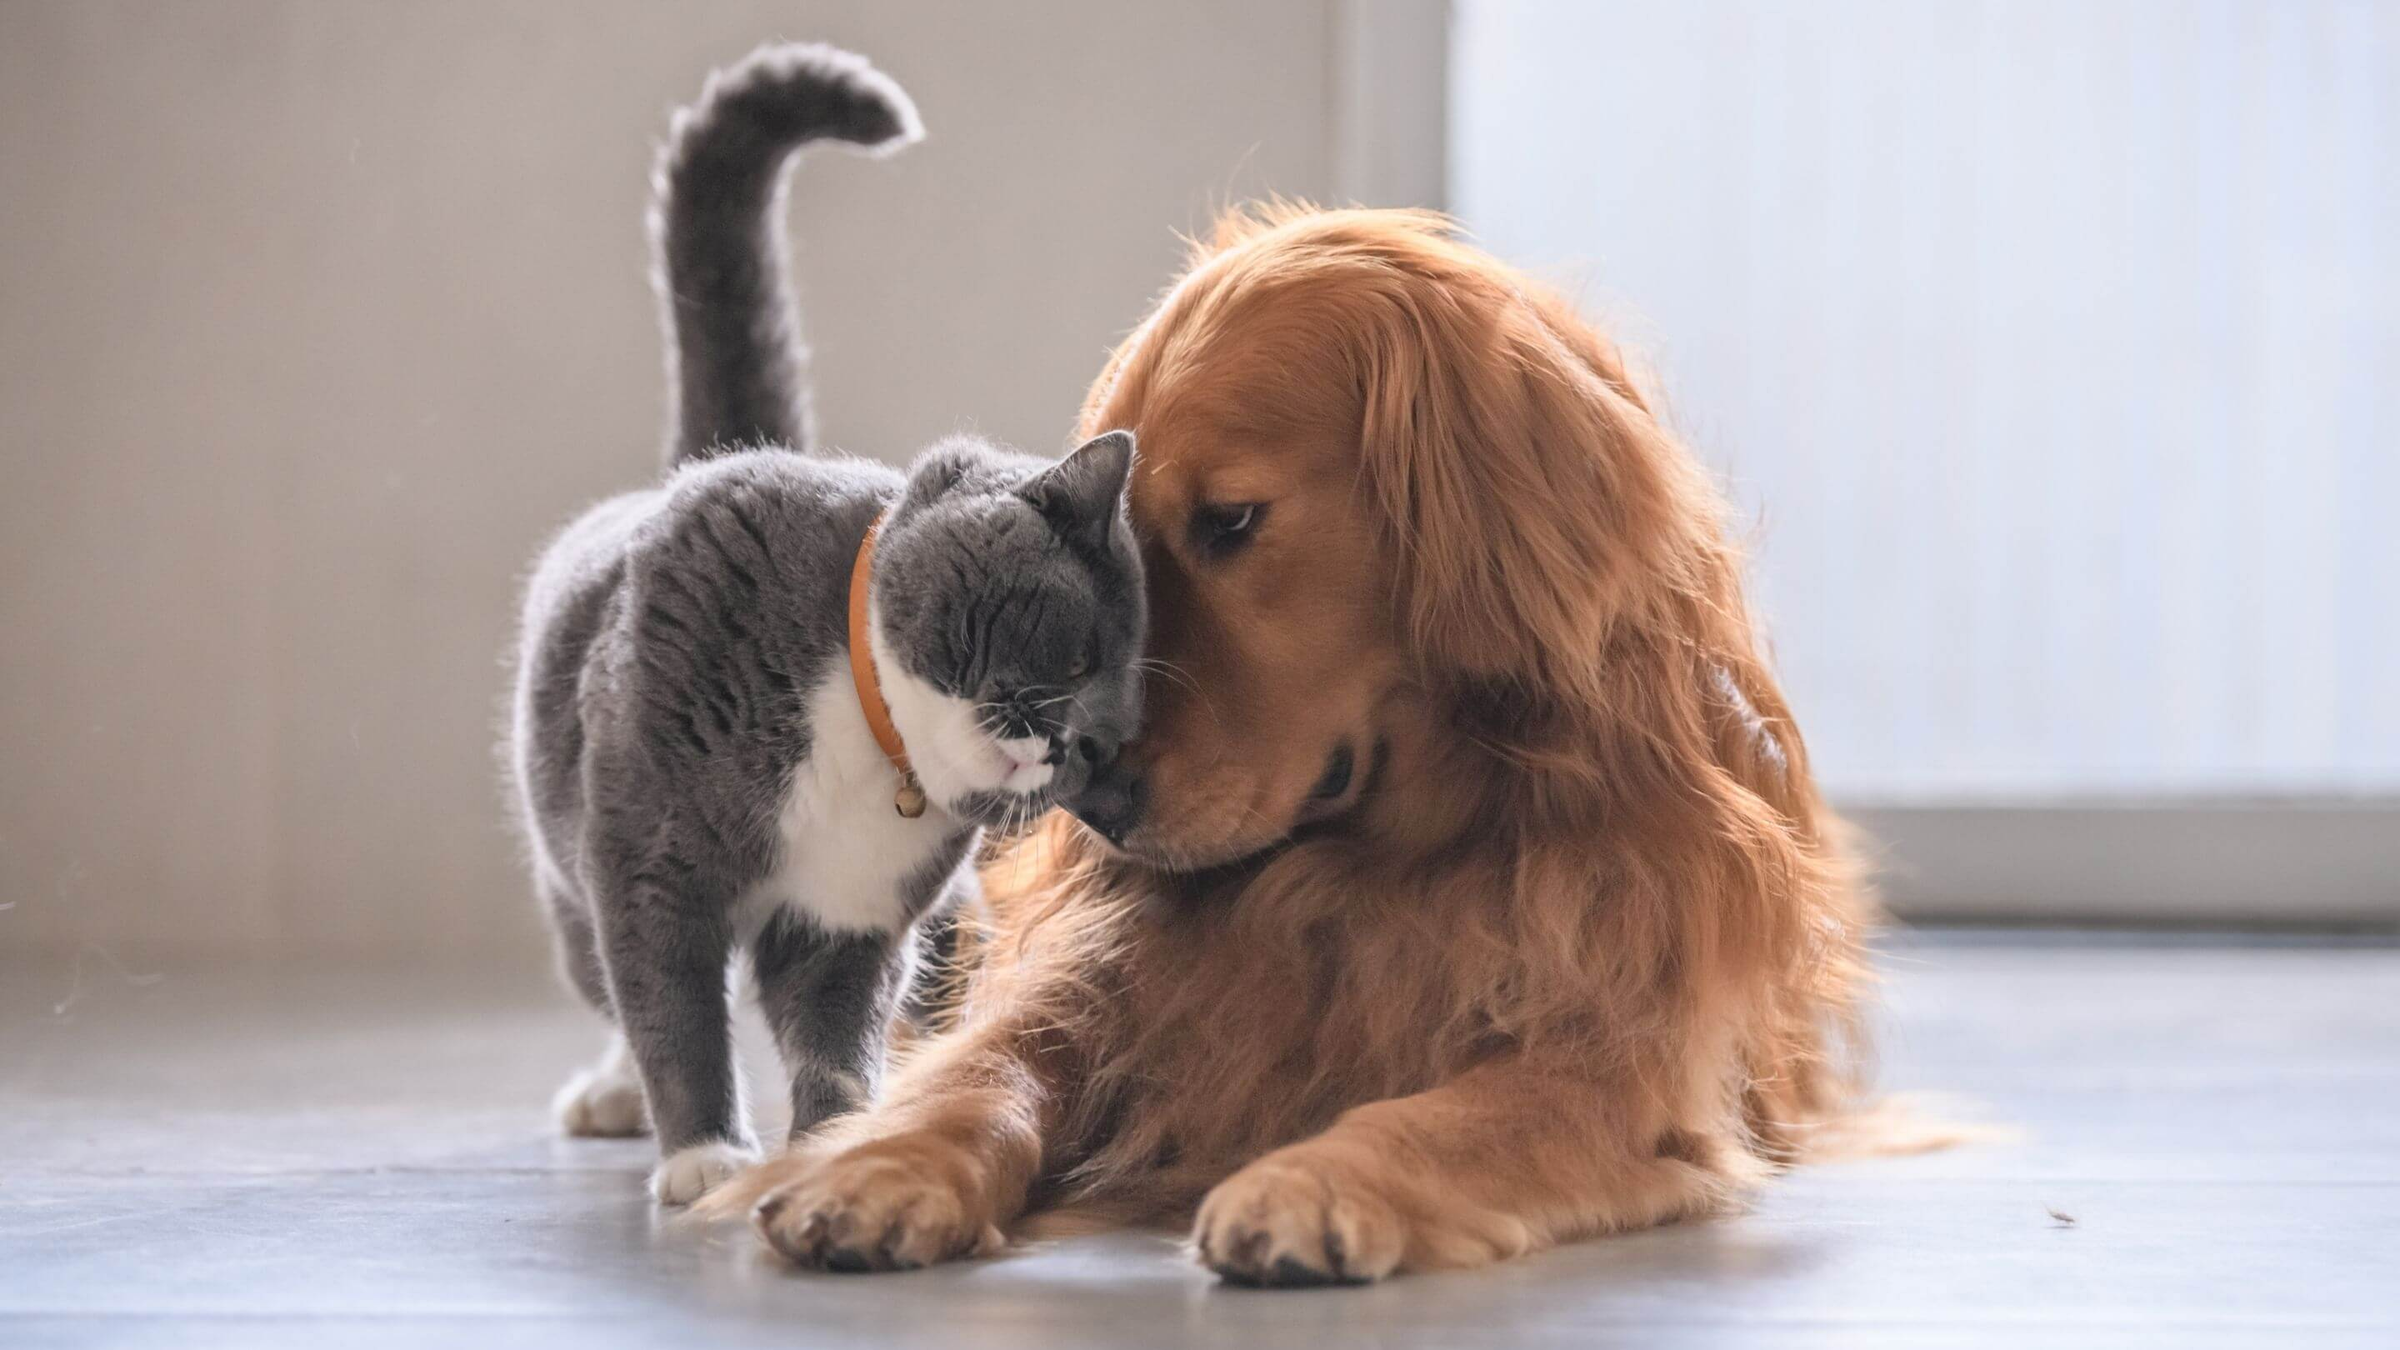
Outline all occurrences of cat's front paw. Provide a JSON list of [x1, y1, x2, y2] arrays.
[[652, 1139, 760, 1206]]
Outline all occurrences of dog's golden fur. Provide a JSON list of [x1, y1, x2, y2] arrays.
[[716, 205, 1872, 1282]]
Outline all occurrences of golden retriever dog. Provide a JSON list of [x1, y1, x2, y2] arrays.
[[717, 204, 1870, 1285]]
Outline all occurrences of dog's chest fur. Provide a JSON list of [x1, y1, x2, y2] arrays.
[[1050, 876, 1471, 1191], [738, 665, 959, 938]]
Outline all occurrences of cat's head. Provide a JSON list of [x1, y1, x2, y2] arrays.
[[867, 430, 1145, 828]]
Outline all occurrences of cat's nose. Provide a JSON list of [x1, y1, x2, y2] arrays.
[[1065, 745, 1144, 846]]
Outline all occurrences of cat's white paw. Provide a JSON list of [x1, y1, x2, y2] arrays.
[[553, 1035, 648, 1138], [554, 1065, 648, 1138], [651, 1139, 760, 1206]]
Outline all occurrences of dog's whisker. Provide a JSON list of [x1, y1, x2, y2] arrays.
[[1131, 656, 1203, 698]]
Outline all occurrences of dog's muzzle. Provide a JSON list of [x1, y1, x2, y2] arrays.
[[1065, 740, 1145, 845]]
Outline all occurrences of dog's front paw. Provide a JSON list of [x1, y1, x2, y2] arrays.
[[1194, 1152, 1407, 1287], [752, 1140, 1003, 1272], [651, 1139, 760, 1206]]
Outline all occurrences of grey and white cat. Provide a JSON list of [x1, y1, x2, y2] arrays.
[[508, 43, 1145, 1205]]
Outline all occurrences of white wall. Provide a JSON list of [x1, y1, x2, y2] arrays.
[[0, 1, 1340, 966], [1454, 0, 2400, 803]]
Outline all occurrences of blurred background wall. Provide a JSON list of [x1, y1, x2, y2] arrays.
[[0, 0, 1383, 968], [1457, 0, 2399, 802], [5, 1, 2389, 973]]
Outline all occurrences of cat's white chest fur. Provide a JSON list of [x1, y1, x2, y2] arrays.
[[740, 663, 957, 937]]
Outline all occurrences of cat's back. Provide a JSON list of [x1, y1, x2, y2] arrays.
[[524, 448, 898, 669], [633, 448, 901, 600], [512, 448, 902, 865]]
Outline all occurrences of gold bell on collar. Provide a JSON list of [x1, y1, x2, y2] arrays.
[[894, 771, 928, 820]]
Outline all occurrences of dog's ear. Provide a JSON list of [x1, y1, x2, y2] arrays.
[[1357, 278, 1703, 705]]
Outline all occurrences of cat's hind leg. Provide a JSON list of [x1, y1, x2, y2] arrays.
[[553, 1030, 649, 1138], [542, 878, 651, 1138]]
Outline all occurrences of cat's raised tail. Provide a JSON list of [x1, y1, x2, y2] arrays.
[[651, 43, 923, 467]]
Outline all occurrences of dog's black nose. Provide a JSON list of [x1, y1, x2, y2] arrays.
[[1067, 748, 1145, 846]]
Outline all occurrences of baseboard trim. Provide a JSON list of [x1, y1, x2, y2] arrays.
[[1843, 802, 2400, 926]]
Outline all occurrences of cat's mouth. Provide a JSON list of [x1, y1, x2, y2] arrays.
[[982, 735, 1058, 797], [933, 736, 1062, 828], [996, 747, 1050, 792]]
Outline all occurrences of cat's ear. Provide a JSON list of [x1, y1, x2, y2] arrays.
[[1018, 430, 1134, 547]]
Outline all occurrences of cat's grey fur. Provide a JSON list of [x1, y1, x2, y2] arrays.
[[508, 42, 1144, 1205]]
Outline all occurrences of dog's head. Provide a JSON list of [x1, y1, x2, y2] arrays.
[[1066, 208, 1729, 870]]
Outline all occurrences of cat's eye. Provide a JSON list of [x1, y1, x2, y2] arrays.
[[1066, 656, 1090, 680], [1190, 502, 1264, 558]]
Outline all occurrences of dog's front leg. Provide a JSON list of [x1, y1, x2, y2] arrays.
[[1194, 1053, 1750, 1285], [742, 1020, 1061, 1271]]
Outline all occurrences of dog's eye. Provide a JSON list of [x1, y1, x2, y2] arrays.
[[1190, 502, 1264, 558]]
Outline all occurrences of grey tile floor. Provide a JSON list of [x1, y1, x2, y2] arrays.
[[3, 933, 2396, 1348]]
